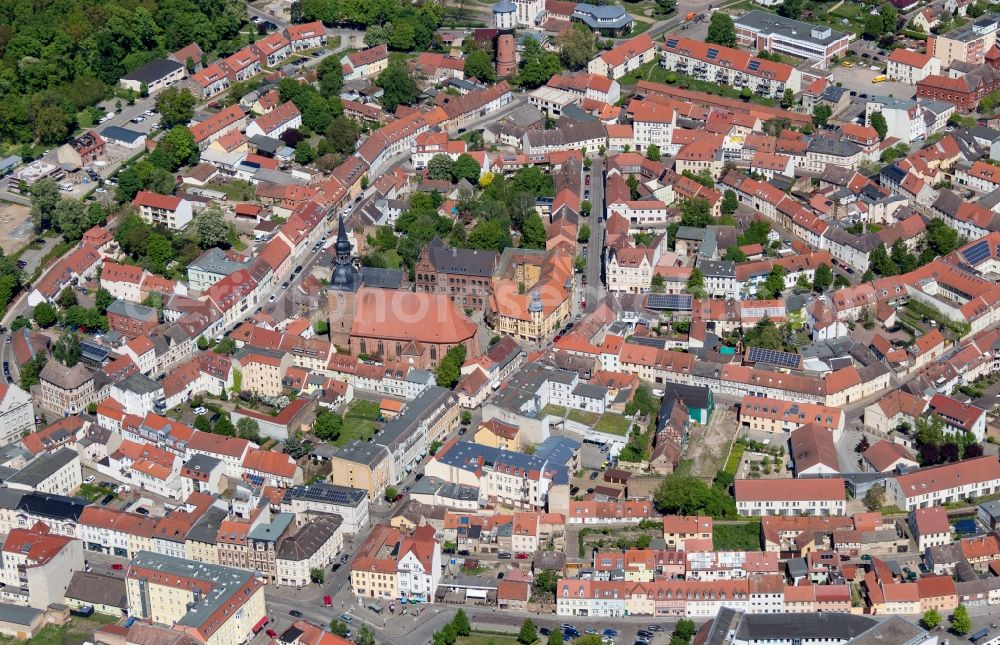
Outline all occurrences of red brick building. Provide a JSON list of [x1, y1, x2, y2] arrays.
[[916, 64, 1000, 112], [106, 300, 159, 339]]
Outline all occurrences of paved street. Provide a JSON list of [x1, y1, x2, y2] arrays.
[[581, 156, 605, 313]]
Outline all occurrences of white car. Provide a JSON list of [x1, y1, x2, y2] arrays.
[[269, 294, 277, 303], [193, 406, 208, 415], [85, 475, 96, 484], [144, 109, 155, 117]]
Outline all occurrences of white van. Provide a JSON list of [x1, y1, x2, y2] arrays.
[[59, 182, 73, 192]]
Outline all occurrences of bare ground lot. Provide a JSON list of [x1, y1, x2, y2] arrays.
[[685, 407, 741, 481], [0, 203, 32, 254]]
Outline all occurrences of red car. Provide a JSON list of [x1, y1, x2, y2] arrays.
[[266, 629, 278, 638], [111, 563, 124, 571], [324, 595, 332, 607], [515, 552, 529, 560]]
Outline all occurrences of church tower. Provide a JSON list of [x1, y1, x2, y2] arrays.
[[327, 214, 362, 348]]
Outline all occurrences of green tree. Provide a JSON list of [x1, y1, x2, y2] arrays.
[[687, 267, 706, 299], [743, 316, 783, 350], [317, 56, 345, 98], [194, 414, 212, 432], [384, 486, 398, 502], [870, 111, 888, 140], [435, 344, 468, 389], [58, 287, 78, 309], [869, 244, 899, 277], [468, 219, 513, 251], [464, 49, 496, 83], [646, 144, 661, 161], [922, 609, 941, 630], [534, 569, 559, 594], [812, 104, 832, 127], [680, 197, 713, 228], [314, 409, 343, 441], [547, 631, 564, 645], [324, 116, 360, 155], [295, 141, 317, 164], [215, 338, 237, 355], [517, 39, 562, 88], [725, 246, 748, 262], [158, 126, 199, 170], [427, 154, 455, 181], [654, 473, 736, 517], [53, 198, 90, 242], [30, 179, 60, 232], [722, 190, 739, 216], [310, 567, 325, 583], [778, 0, 803, 18], [557, 24, 597, 70], [453, 610, 471, 637], [357, 627, 375, 645], [52, 331, 82, 368], [655, 0, 677, 15], [451, 154, 482, 183], [213, 415, 235, 436], [780, 88, 795, 109], [881, 4, 898, 33], [236, 417, 261, 442], [863, 484, 885, 511], [521, 212, 547, 249], [156, 88, 197, 130], [578, 224, 591, 243], [706, 12, 737, 47], [195, 207, 231, 249], [863, 14, 884, 38], [20, 354, 47, 389], [951, 604, 971, 635], [33, 302, 57, 328], [518, 619, 537, 645], [330, 620, 349, 636], [377, 61, 420, 112], [675, 620, 696, 641], [145, 233, 175, 274], [580, 199, 592, 214], [94, 288, 114, 314], [813, 263, 834, 291]]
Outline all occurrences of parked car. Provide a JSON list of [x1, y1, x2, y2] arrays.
[[111, 563, 124, 570], [498, 552, 512, 559], [289, 610, 303, 618], [85, 475, 96, 484], [590, 471, 599, 480], [340, 614, 353, 623], [266, 630, 277, 638], [324, 596, 332, 606]]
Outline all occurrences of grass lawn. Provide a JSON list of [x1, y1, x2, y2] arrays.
[[568, 409, 600, 425], [723, 441, 745, 476], [457, 632, 521, 645], [618, 59, 674, 86], [4, 617, 117, 645], [542, 404, 568, 417], [713, 522, 761, 550], [77, 483, 117, 502], [627, 17, 653, 36], [204, 180, 257, 201], [593, 413, 631, 436], [383, 249, 402, 269], [332, 399, 382, 446]]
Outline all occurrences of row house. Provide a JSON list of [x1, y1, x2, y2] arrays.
[[734, 478, 846, 517], [557, 578, 755, 619], [286, 21, 326, 51], [738, 396, 845, 438], [251, 31, 291, 68], [660, 35, 801, 99], [890, 456, 1000, 510], [587, 34, 656, 79]]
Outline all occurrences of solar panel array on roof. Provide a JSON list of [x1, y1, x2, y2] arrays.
[[747, 60, 761, 71], [962, 239, 990, 265], [666, 38, 679, 48], [629, 336, 668, 349], [80, 341, 110, 362], [707, 48, 719, 59], [645, 293, 693, 311], [746, 346, 802, 369]]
